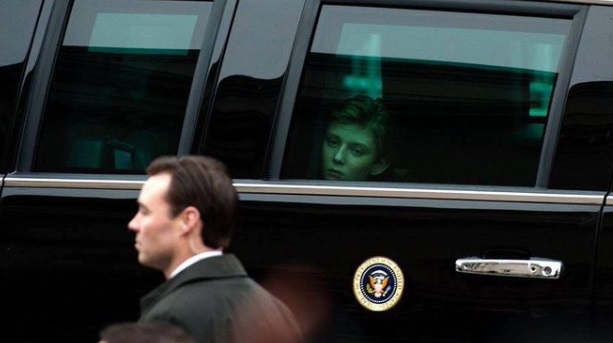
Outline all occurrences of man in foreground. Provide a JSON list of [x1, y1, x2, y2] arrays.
[[128, 155, 301, 343]]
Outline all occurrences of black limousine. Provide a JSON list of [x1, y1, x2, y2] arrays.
[[3, 0, 613, 342]]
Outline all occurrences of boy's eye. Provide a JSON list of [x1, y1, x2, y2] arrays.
[[325, 137, 339, 148], [351, 146, 366, 157]]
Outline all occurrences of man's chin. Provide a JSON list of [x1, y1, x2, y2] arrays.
[[138, 255, 154, 268], [137, 256, 147, 266]]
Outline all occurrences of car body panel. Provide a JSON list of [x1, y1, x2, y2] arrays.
[[2, 0, 613, 342]]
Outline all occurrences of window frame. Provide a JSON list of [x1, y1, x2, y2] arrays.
[[269, 0, 586, 189], [0, 0, 46, 172]]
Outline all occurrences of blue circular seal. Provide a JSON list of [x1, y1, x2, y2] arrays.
[[353, 256, 404, 311]]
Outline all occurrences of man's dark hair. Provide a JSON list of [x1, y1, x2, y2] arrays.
[[147, 155, 238, 249], [99, 321, 195, 343]]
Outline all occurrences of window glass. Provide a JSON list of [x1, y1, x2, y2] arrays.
[[34, 0, 212, 173], [0, 0, 42, 170], [282, 5, 570, 186]]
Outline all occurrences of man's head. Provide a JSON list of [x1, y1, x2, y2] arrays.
[[128, 155, 238, 277], [321, 95, 392, 181]]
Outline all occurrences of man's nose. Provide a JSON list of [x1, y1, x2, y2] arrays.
[[128, 215, 139, 231]]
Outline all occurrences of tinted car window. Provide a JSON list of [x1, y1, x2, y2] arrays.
[[0, 0, 42, 171], [198, 0, 305, 179], [33, 0, 212, 174], [282, 5, 571, 185]]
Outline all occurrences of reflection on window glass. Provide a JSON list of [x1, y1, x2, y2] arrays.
[[34, 0, 212, 173], [0, 0, 42, 169], [282, 5, 570, 186]]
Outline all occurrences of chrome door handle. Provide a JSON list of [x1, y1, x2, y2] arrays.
[[455, 257, 562, 280]]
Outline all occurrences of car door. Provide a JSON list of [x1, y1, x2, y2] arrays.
[[203, 1, 613, 342], [0, 0, 311, 341], [0, 0, 224, 342], [585, 6, 613, 337]]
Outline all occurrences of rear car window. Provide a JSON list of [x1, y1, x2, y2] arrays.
[[282, 5, 571, 186], [33, 0, 212, 174]]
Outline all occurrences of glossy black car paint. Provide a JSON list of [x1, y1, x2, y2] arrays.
[[234, 193, 600, 341], [3, 0, 613, 343]]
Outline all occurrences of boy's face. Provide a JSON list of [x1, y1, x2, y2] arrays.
[[321, 122, 384, 181]]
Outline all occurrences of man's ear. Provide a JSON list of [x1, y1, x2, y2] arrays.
[[179, 206, 201, 235], [370, 157, 390, 176]]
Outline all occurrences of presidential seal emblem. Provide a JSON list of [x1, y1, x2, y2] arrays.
[[353, 256, 404, 312]]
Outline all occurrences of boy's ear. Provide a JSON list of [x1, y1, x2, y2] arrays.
[[370, 157, 390, 176]]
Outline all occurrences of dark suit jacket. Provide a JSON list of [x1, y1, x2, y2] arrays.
[[139, 254, 301, 343]]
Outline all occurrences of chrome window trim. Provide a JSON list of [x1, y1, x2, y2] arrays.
[[3, 176, 603, 205], [549, 0, 613, 5], [4, 177, 144, 190]]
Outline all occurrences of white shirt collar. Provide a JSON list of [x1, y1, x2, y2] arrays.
[[169, 250, 223, 279]]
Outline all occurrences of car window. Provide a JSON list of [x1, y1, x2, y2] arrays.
[[0, 0, 42, 171], [282, 5, 571, 186], [33, 0, 212, 174]]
